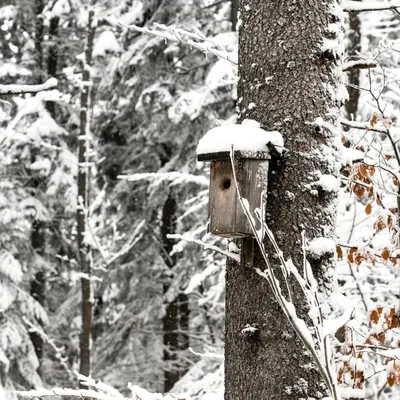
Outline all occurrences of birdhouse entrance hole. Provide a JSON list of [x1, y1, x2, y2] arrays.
[[222, 178, 231, 190]]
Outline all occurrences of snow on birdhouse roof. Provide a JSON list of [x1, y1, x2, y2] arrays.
[[197, 120, 283, 161]]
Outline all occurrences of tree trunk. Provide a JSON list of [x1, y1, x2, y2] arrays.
[[78, 6, 96, 380], [225, 1, 342, 399], [29, 221, 46, 377], [230, 0, 239, 31], [30, 1, 46, 374], [34, 0, 44, 76], [161, 194, 190, 392], [345, 7, 361, 119], [46, 16, 60, 117]]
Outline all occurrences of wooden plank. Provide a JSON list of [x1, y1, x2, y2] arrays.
[[241, 237, 254, 268], [209, 160, 237, 236], [235, 159, 269, 236]]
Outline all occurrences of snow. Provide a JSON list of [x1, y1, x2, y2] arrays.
[[0, 62, 30, 78], [185, 263, 219, 294], [93, 31, 121, 58], [342, 59, 377, 71], [206, 58, 237, 89], [322, 304, 353, 337], [50, 0, 71, 18], [339, 387, 365, 399], [340, 147, 364, 166], [29, 158, 52, 175], [119, 1, 145, 26], [0, 5, 16, 20], [307, 237, 336, 257], [197, 121, 283, 157], [168, 90, 208, 123], [241, 325, 259, 335], [0, 78, 57, 95], [316, 173, 340, 192], [0, 251, 22, 283]]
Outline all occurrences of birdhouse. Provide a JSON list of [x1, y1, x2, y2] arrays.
[[197, 121, 283, 239]]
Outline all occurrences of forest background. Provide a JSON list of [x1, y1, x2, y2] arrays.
[[1, 0, 400, 399]]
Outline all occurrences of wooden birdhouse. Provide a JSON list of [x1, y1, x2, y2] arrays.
[[197, 121, 283, 239]]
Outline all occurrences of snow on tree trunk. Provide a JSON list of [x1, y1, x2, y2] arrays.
[[225, 1, 343, 399]]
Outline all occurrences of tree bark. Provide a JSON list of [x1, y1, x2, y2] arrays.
[[29, 221, 46, 377], [225, 1, 342, 399], [29, 0, 46, 375], [34, 0, 44, 76], [345, 7, 361, 119], [46, 16, 60, 117], [230, 0, 239, 31], [78, 6, 96, 380], [161, 194, 190, 392]]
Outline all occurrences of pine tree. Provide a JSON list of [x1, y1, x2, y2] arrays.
[[225, 1, 344, 398]]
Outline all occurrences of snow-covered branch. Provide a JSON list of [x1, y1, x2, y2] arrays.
[[17, 372, 181, 399], [343, 1, 400, 12], [343, 59, 378, 72], [119, 22, 237, 65], [23, 318, 74, 380], [0, 78, 58, 95], [167, 233, 240, 262], [340, 117, 400, 136], [17, 387, 123, 399]]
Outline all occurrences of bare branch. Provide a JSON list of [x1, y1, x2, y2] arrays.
[[0, 78, 58, 95]]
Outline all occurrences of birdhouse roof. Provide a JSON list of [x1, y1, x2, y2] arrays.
[[196, 122, 283, 162]]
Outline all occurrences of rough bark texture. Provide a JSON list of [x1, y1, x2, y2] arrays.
[[161, 195, 190, 392], [78, 8, 96, 380], [345, 8, 361, 119], [225, 1, 342, 399]]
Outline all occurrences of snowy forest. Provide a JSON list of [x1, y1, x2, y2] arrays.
[[3, 0, 400, 399]]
